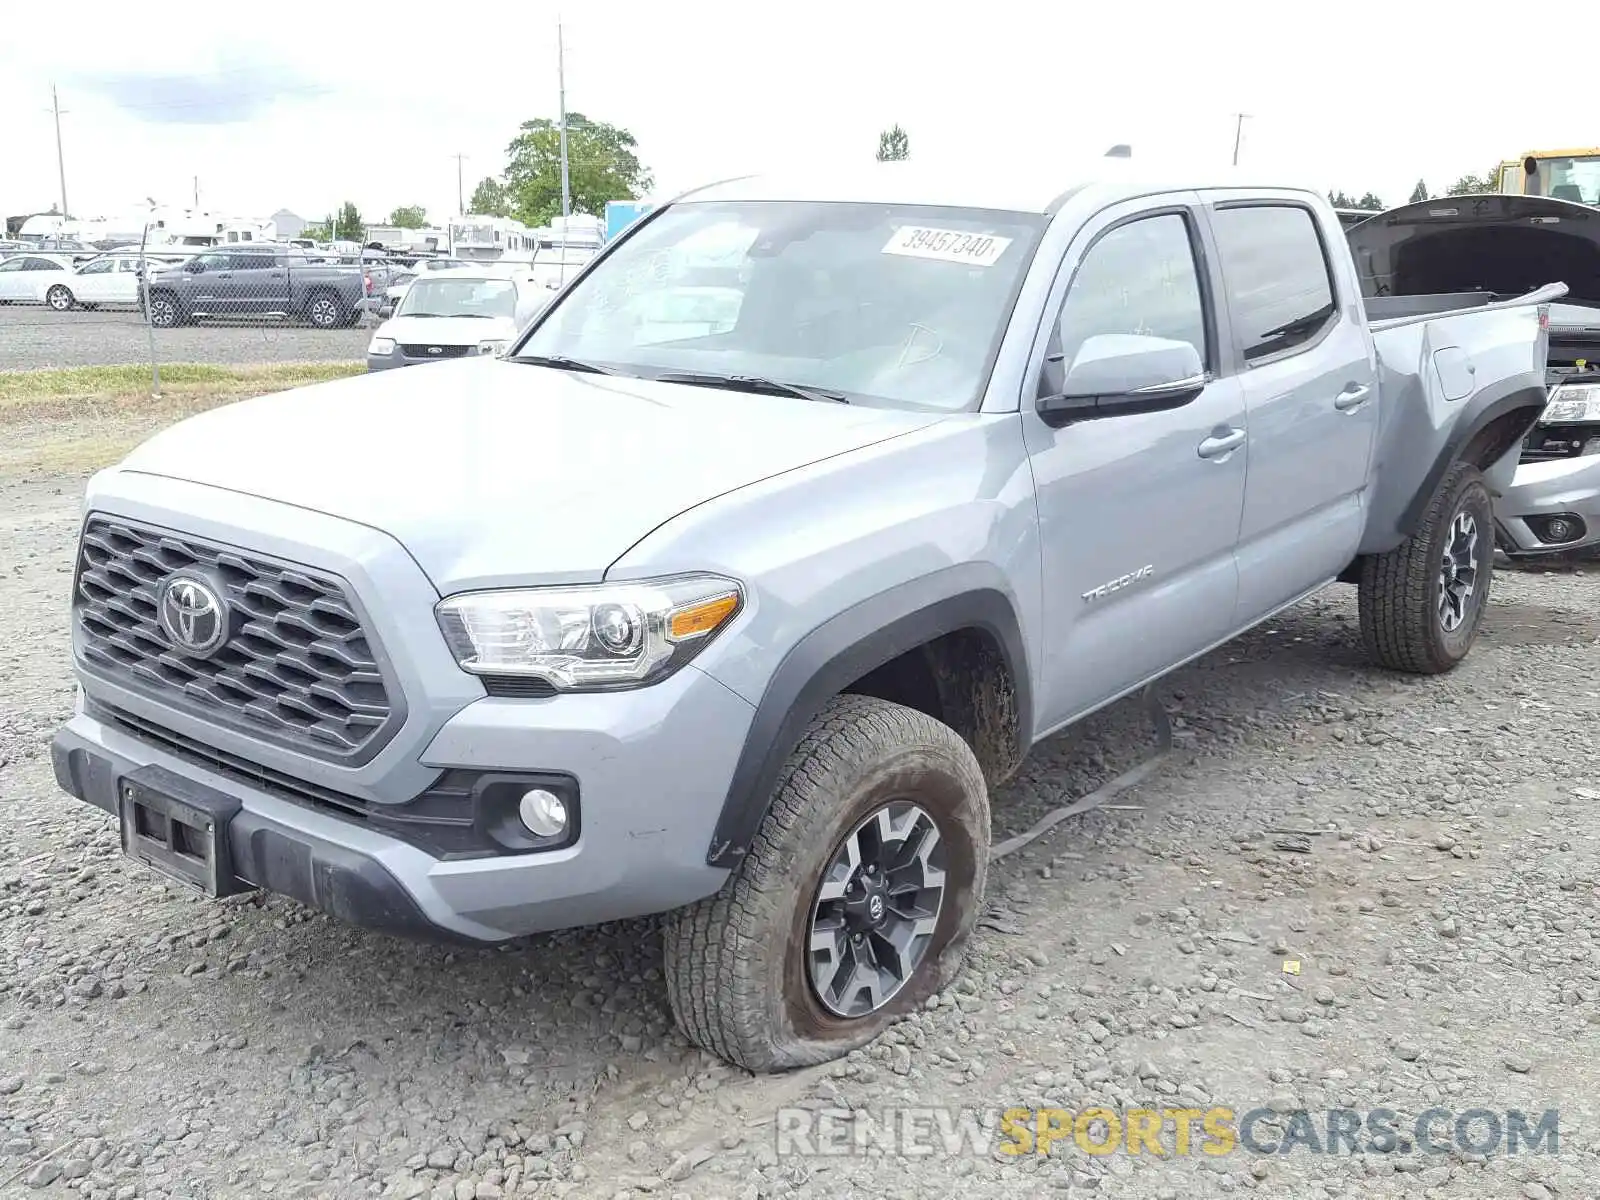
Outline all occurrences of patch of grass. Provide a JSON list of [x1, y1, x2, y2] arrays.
[[0, 361, 363, 423]]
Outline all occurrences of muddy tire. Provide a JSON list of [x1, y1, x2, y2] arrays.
[[46, 285, 74, 312], [663, 694, 989, 1073], [1359, 461, 1494, 674]]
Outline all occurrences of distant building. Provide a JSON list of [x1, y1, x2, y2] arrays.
[[270, 209, 306, 239]]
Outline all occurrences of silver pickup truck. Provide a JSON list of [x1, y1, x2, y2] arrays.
[[51, 164, 1555, 1073]]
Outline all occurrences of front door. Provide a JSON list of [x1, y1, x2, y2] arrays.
[[1022, 197, 1249, 732]]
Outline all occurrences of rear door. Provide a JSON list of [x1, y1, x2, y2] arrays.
[[1201, 195, 1378, 624], [70, 257, 118, 303], [225, 250, 290, 315]]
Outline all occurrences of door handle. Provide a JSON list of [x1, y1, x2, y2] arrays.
[[1197, 428, 1246, 459], [216, 272, 234, 279], [1334, 384, 1371, 411]]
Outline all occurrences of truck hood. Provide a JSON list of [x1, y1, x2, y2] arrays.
[[115, 357, 944, 592], [375, 313, 519, 347], [1346, 194, 1600, 307]]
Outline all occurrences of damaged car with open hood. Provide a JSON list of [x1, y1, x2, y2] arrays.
[[1348, 193, 1600, 558]]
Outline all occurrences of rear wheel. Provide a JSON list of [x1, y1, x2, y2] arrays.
[[1359, 461, 1494, 673], [663, 694, 989, 1072], [46, 285, 74, 311], [306, 292, 344, 329]]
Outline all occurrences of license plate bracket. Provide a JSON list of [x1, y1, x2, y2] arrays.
[[117, 765, 252, 898]]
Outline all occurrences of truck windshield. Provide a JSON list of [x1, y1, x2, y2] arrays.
[[397, 277, 517, 318], [513, 200, 1048, 410], [1534, 156, 1600, 205]]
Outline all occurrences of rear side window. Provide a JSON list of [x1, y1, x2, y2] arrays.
[[1210, 205, 1336, 362]]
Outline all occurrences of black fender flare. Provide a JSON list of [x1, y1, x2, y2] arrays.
[[705, 571, 1033, 868], [1396, 376, 1548, 539]]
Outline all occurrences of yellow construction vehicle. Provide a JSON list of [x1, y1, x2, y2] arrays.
[[1496, 149, 1600, 203]]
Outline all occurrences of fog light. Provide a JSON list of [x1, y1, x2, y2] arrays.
[[518, 788, 568, 837]]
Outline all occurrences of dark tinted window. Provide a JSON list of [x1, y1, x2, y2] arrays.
[[1056, 213, 1207, 369], [1210, 205, 1336, 361], [230, 251, 277, 270]]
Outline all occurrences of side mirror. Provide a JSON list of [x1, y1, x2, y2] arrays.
[[1038, 333, 1206, 426]]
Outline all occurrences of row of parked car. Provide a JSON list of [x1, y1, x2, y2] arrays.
[[0, 242, 532, 329]]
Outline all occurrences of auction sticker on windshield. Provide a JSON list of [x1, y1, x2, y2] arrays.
[[882, 226, 1013, 266]]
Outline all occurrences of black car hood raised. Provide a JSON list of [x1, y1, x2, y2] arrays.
[[1345, 194, 1600, 309]]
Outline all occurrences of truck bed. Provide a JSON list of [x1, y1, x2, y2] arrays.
[[1357, 282, 1562, 555], [1364, 282, 1566, 329]]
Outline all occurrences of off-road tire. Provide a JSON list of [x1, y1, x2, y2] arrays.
[[1359, 460, 1494, 674], [663, 694, 990, 1073], [46, 285, 74, 311]]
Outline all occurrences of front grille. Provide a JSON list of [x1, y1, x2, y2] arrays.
[[400, 343, 471, 359], [74, 517, 401, 763]]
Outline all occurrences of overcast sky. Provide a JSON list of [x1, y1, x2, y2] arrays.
[[0, 1, 1586, 225]]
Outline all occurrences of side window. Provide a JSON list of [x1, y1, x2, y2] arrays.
[[0, 259, 21, 272], [1055, 213, 1208, 371], [79, 259, 115, 275], [1209, 205, 1336, 361], [229, 252, 270, 271]]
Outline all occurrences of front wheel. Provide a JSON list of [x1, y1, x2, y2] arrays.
[[663, 694, 990, 1073], [145, 292, 184, 328], [46, 285, 74, 311], [1359, 460, 1494, 673]]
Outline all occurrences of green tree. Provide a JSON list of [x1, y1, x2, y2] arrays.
[[876, 124, 910, 162], [501, 113, 652, 227], [388, 205, 427, 228], [1356, 192, 1384, 211], [301, 218, 332, 241], [333, 201, 364, 241], [1409, 179, 1430, 204], [1445, 170, 1500, 196], [469, 177, 511, 218]]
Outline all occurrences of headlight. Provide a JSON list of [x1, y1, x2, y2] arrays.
[[1542, 382, 1600, 425], [368, 336, 395, 355], [478, 339, 508, 356], [436, 574, 743, 690]]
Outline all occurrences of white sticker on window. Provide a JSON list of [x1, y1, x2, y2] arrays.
[[882, 226, 1013, 266]]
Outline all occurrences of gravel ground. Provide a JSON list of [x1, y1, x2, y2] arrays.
[[0, 307, 367, 371], [3, 431, 1599, 1200]]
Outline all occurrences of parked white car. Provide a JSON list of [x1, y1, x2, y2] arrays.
[[0, 253, 74, 304], [366, 268, 548, 370], [43, 253, 191, 310]]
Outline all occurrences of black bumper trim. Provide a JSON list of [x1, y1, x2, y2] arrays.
[[52, 726, 489, 947]]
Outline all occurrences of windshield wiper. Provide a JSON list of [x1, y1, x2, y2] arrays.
[[510, 353, 621, 375], [653, 371, 849, 404]]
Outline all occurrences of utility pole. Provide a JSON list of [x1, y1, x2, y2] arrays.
[[558, 19, 571, 223], [49, 84, 70, 218], [193, 176, 199, 209], [453, 153, 466, 215], [1231, 113, 1251, 167]]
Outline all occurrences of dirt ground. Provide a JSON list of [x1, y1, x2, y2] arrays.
[[3, 411, 1599, 1200]]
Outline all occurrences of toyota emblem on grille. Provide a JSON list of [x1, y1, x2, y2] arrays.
[[427, 346, 442, 355], [157, 574, 229, 656]]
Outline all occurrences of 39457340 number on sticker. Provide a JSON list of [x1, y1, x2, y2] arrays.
[[882, 226, 1014, 267]]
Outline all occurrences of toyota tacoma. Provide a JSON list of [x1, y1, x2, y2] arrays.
[[52, 163, 1557, 1072]]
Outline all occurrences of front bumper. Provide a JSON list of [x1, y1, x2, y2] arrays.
[[1495, 449, 1600, 556], [54, 474, 754, 943], [52, 660, 752, 943]]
